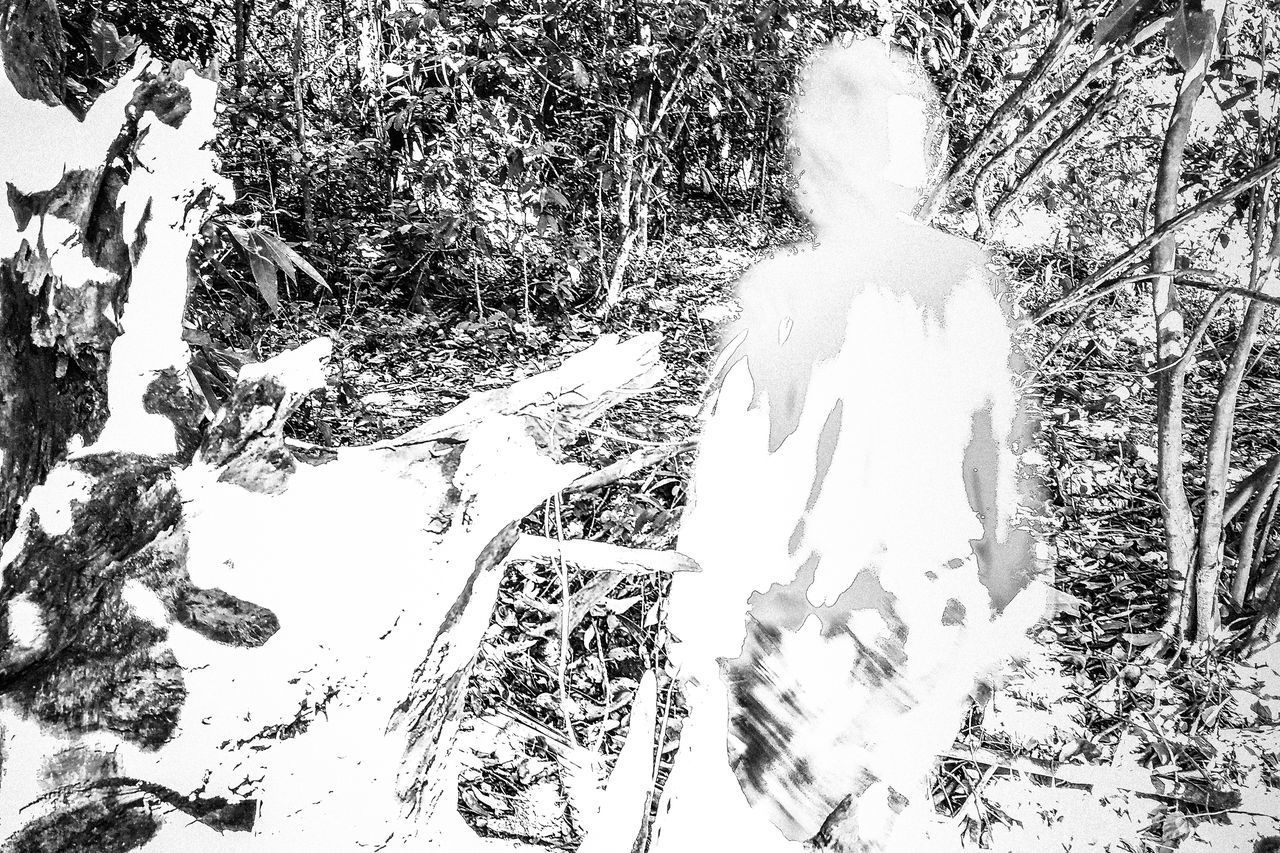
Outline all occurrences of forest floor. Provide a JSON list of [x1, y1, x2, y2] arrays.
[[237, 200, 1280, 852]]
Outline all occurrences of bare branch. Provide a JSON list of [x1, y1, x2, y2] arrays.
[[988, 75, 1123, 230], [1034, 153, 1280, 324], [923, 0, 1089, 219], [510, 535, 700, 576], [567, 440, 697, 493]]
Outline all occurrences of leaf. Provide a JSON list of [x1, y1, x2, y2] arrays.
[[222, 223, 254, 254], [248, 253, 280, 312], [181, 327, 213, 347], [288, 251, 328, 289], [543, 187, 570, 208], [507, 148, 525, 183], [250, 230, 297, 281], [89, 18, 140, 69], [1161, 811, 1193, 844], [604, 595, 642, 615], [1167, 0, 1223, 74], [643, 601, 660, 627], [1093, 0, 1158, 50], [257, 230, 328, 288], [381, 62, 406, 79], [1122, 631, 1162, 647]]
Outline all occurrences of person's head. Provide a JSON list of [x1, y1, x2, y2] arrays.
[[790, 38, 946, 231]]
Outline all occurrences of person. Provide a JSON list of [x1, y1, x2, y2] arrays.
[[655, 36, 1041, 851]]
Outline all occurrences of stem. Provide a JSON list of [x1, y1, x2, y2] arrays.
[[1039, 152, 1280, 324], [1235, 458, 1280, 607], [552, 492, 579, 749], [1197, 186, 1272, 628], [988, 75, 1122, 230], [1195, 5, 1273, 639], [923, 0, 1085, 219], [1152, 5, 1217, 640], [292, 0, 315, 242], [944, 0, 1000, 105], [234, 0, 253, 88]]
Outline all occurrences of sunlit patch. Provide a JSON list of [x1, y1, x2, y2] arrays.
[[121, 579, 170, 627], [6, 594, 47, 650], [22, 466, 95, 537]]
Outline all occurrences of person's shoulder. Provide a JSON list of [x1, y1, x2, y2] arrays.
[[734, 243, 824, 296], [741, 242, 822, 276], [904, 221, 988, 268]]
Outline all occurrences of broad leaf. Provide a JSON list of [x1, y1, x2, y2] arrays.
[[254, 229, 330, 288], [89, 18, 140, 69], [248, 252, 280, 312], [1093, 0, 1159, 50], [1166, 0, 1224, 74]]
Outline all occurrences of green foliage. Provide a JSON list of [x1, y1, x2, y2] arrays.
[[198, 0, 1010, 323], [57, 0, 217, 105]]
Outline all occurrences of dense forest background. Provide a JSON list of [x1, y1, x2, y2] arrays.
[[15, 0, 1280, 848]]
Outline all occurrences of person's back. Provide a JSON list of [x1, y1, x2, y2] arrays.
[[657, 38, 1040, 851]]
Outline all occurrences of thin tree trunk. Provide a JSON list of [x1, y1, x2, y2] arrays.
[[292, 0, 316, 243], [1234, 456, 1280, 606], [1185, 1, 1259, 641], [1152, 3, 1221, 641], [1199, 178, 1272, 619], [234, 0, 252, 87]]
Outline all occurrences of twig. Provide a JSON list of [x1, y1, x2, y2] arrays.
[[593, 626, 610, 752], [498, 37, 633, 118], [567, 440, 698, 493], [510, 535, 700, 576], [1235, 457, 1280, 606], [977, 13, 1168, 211], [947, 762, 1000, 828], [988, 75, 1124, 230], [1037, 152, 1280, 323], [552, 493, 580, 749], [938, 746, 1261, 812], [944, 0, 1000, 105], [1224, 453, 1280, 526], [1028, 299, 1095, 382], [924, 0, 1088, 218]]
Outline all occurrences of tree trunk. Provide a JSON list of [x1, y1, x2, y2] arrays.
[[233, 0, 252, 87], [292, 0, 316, 243], [1200, 181, 1272, 614], [1151, 0, 1225, 642]]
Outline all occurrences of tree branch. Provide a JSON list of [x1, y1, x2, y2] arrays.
[[923, 0, 1088, 219], [1037, 152, 1280, 324], [987, 75, 1123, 231], [510, 535, 700, 576]]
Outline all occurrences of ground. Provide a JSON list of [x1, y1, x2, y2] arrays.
[[209, 195, 1280, 852]]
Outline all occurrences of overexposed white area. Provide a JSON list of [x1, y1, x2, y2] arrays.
[[96, 57, 231, 455], [661, 38, 1042, 851], [0, 403, 589, 849], [575, 671, 657, 853], [0, 39, 668, 846], [0, 47, 230, 457]]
